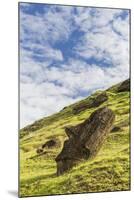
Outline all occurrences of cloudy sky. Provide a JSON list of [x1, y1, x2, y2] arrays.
[[19, 3, 130, 128]]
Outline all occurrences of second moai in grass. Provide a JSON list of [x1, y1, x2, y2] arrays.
[[55, 106, 115, 176]]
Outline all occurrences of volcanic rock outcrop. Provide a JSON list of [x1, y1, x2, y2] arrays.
[[73, 92, 108, 114], [55, 106, 115, 176], [117, 79, 130, 92]]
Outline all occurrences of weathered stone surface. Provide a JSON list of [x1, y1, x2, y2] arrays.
[[42, 139, 56, 148], [55, 106, 115, 176], [92, 92, 108, 106], [73, 92, 108, 114], [73, 102, 91, 114], [117, 79, 130, 92]]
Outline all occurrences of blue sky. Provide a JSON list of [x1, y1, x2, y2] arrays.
[[20, 3, 130, 128]]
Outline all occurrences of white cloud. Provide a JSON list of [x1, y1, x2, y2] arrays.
[[21, 42, 63, 61], [112, 15, 129, 39], [74, 14, 129, 73], [20, 81, 82, 127], [20, 4, 75, 45], [74, 7, 122, 32], [20, 57, 129, 128], [20, 4, 130, 128]]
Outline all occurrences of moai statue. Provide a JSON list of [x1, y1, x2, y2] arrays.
[[55, 106, 115, 176]]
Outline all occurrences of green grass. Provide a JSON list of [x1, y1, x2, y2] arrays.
[[19, 82, 130, 197]]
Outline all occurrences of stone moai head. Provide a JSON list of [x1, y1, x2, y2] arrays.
[[55, 107, 115, 175], [55, 107, 115, 176]]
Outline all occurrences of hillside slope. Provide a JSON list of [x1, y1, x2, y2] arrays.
[[19, 79, 130, 197]]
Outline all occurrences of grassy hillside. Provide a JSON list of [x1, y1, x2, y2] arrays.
[[19, 80, 130, 197]]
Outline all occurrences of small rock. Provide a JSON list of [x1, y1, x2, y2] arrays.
[[91, 92, 108, 107], [62, 106, 67, 110], [73, 92, 108, 114], [36, 148, 43, 154], [42, 139, 56, 148], [111, 126, 121, 132]]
